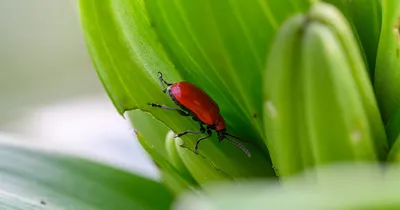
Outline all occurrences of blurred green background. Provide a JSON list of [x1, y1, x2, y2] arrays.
[[0, 0, 157, 179]]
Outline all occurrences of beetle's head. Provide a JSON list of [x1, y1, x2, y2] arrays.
[[217, 129, 227, 141]]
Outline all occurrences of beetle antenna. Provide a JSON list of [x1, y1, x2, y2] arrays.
[[226, 133, 252, 143], [225, 132, 261, 149], [225, 136, 251, 158]]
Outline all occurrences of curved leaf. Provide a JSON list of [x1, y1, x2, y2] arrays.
[[144, 0, 313, 148], [136, 132, 197, 195], [165, 131, 198, 186], [385, 107, 400, 147], [374, 0, 400, 121], [0, 138, 173, 210], [387, 134, 400, 162], [129, 110, 275, 185], [323, 0, 382, 77], [80, 0, 277, 180], [129, 110, 198, 193], [79, 0, 179, 114]]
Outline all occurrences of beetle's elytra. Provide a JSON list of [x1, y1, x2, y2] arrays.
[[148, 72, 251, 157]]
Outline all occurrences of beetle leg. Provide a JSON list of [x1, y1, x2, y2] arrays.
[[174, 130, 203, 138], [194, 129, 212, 153], [175, 124, 206, 138], [148, 103, 189, 116], [158, 72, 172, 92]]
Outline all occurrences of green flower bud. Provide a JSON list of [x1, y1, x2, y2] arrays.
[[263, 3, 387, 178]]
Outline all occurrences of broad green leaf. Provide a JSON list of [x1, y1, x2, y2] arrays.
[[0, 138, 173, 210], [144, 0, 312, 148], [174, 164, 400, 210], [80, 0, 277, 181], [323, 0, 382, 77], [374, 0, 400, 122], [79, 0, 180, 114]]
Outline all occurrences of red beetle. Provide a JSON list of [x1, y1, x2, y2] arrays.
[[148, 72, 251, 157]]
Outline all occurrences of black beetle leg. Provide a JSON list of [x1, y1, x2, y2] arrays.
[[175, 124, 206, 138], [148, 103, 189, 116], [194, 128, 212, 153]]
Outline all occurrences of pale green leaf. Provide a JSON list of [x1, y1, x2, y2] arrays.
[[174, 164, 400, 210], [0, 138, 173, 210]]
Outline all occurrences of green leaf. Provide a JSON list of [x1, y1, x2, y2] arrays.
[[129, 110, 198, 193], [174, 164, 400, 210], [80, 0, 279, 181], [129, 110, 274, 185], [136, 129, 197, 195], [0, 138, 173, 210], [79, 0, 179, 115], [385, 108, 400, 147], [387, 118, 400, 162], [374, 0, 400, 122], [165, 131, 198, 186], [130, 110, 172, 160], [144, 0, 313, 148], [323, 0, 382, 77], [387, 134, 400, 162]]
